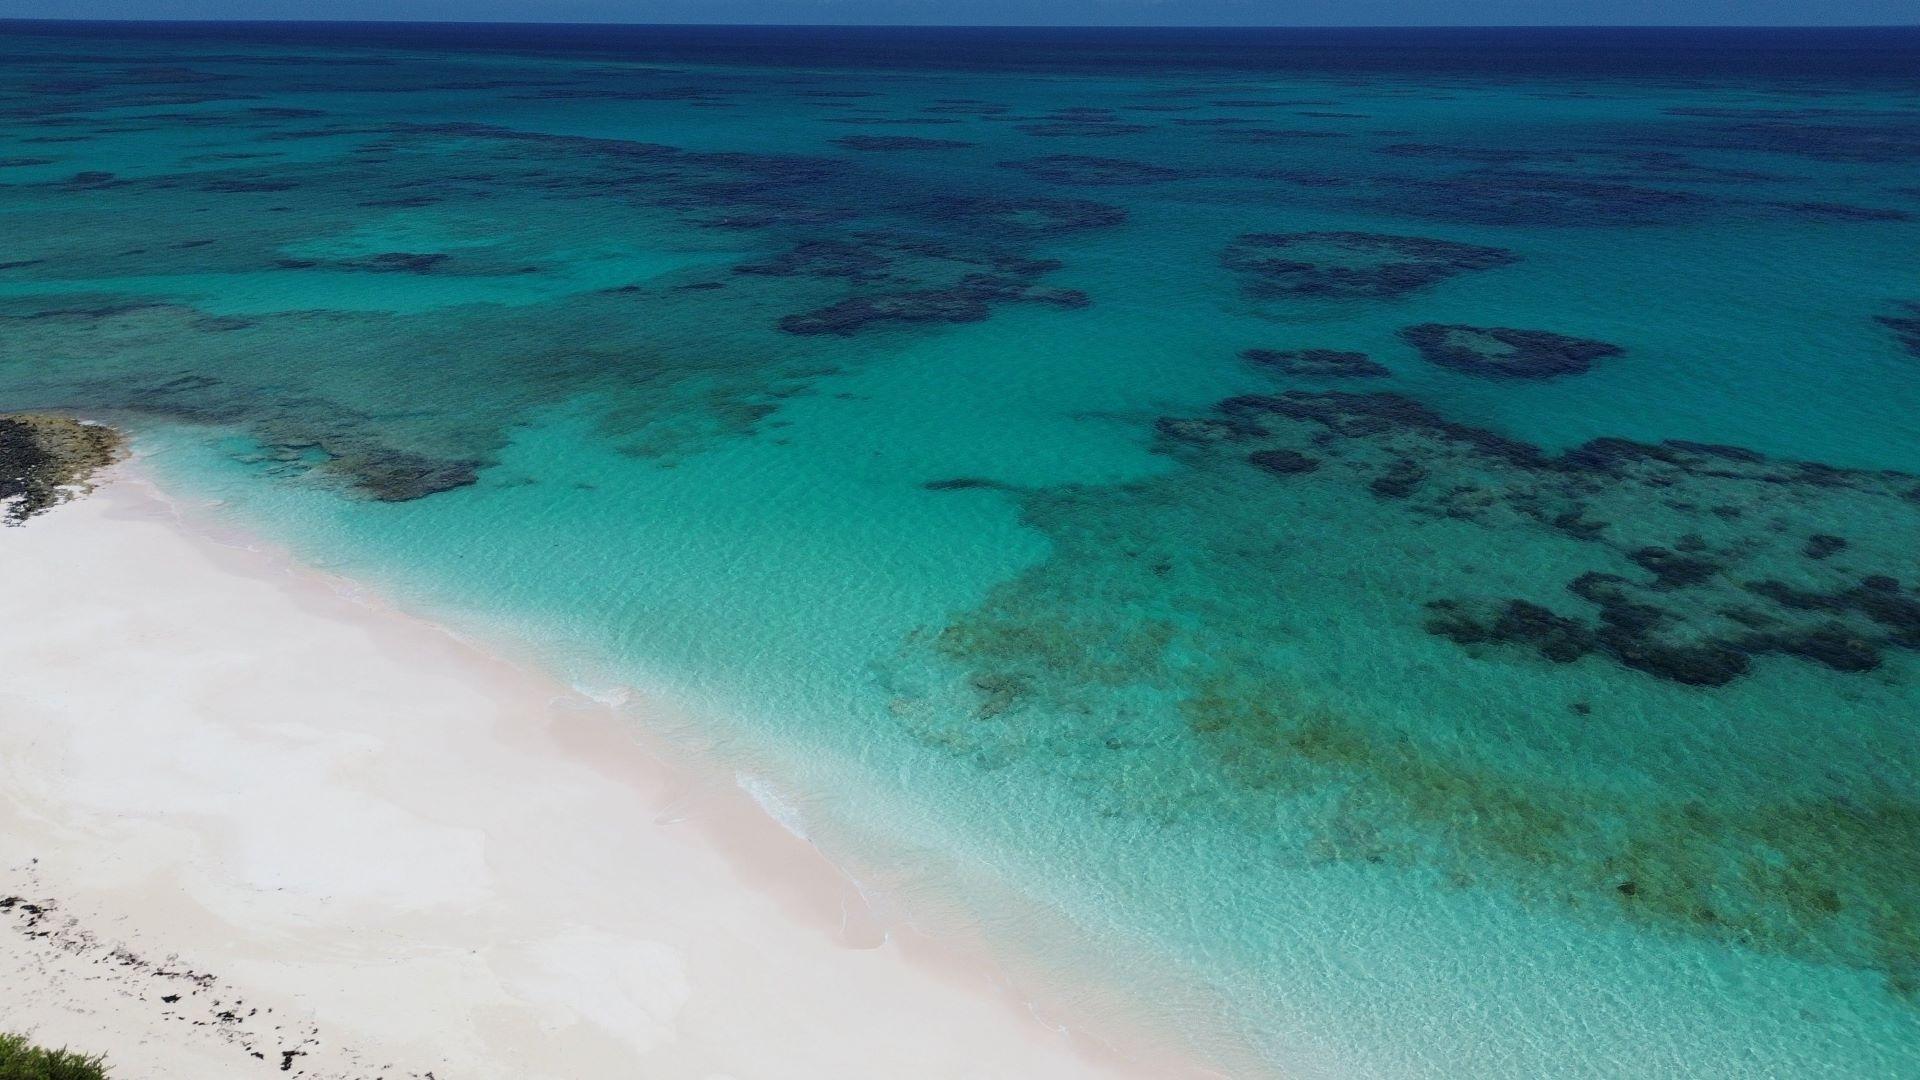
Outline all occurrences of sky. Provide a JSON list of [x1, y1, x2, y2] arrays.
[[0, 0, 1913, 25]]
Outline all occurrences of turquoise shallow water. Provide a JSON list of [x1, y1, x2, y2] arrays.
[[4, 22, 1920, 1076]]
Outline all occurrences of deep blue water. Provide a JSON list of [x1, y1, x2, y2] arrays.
[[2, 21, 1919, 1077], [10, 21, 1920, 78]]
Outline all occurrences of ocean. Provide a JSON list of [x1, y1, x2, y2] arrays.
[[2, 20, 1917, 1076]]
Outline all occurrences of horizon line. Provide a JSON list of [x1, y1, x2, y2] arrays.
[[3, 17, 1917, 30]]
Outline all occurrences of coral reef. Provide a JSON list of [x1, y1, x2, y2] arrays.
[[1880, 302, 1920, 359], [779, 274, 1089, 336], [1242, 348, 1390, 379], [1400, 323, 1624, 379], [1014, 108, 1152, 138], [1166, 390, 1920, 686], [905, 386, 1920, 999], [997, 155, 1181, 185], [1221, 231, 1517, 301], [832, 135, 974, 151], [1376, 170, 1705, 226]]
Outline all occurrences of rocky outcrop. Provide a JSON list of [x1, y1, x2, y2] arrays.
[[0, 413, 123, 524]]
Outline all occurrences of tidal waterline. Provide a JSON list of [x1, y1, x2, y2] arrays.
[[3, 22, 1919, 1076]]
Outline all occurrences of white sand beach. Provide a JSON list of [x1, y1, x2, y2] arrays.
[[0, 463, 1194, 1079]]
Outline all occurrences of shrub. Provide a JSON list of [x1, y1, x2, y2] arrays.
[[0, 1033, 110, 1080]]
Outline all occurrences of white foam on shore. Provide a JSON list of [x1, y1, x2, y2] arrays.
[[735, 770, 812, 841], [0, 464, 1188, 1080]]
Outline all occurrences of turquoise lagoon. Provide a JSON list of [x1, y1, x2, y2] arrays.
[[3, 22, 1920, 1076]]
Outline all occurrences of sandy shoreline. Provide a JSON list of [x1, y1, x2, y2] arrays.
[[0, 462, 1207, 1079]]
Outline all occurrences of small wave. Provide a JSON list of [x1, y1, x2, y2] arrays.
[[735, 771, 810, 842]]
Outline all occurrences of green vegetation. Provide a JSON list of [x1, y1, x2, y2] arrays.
[[0, 1034, 110, 1080]]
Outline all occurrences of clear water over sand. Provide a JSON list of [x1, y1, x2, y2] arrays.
[[3, 23, 1918, 1076]]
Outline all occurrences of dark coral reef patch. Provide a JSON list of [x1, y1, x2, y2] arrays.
[[1880, 302, 1920, 359], [0, 291, 818, 499], [1242, 348, 1390, 379], [901, 384, 1920, 1000], [733, 237, 898, 284], [1212, 127, 1351, 144], [1650, 111, 1920, 164], [1376, 169, 1705, 226], [832, 135, 974, 152], [997, 155, 1181, 186], [914, 194, 1127, 237], [1167, 389, 1920, 687], [779, 274, 1089, 336], [1221, 231, 1517, 301], [1400, 323, 1624, 379], [740, 221, 1106, 336], [1770, 200, 1912, 223], [1014, 108, 1151, 138]]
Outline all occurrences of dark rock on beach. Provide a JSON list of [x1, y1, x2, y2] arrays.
[[0, 413, 122, 524]]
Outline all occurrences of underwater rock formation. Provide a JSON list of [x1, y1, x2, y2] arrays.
[[1014, 108, 1151, 138], [0, 413, 122, 524], [905, 386, 1920, 998], [1376, 142, 1545, 166], [733, 238, 896, 283], [923, 99, 1011, 116], [1377, 169, 1705, 226], [832, 135, 974, 151], [1212, 127, 1352, 145], [922, 477, 1010, 491], [1400, 323, 1624, 379], [1248, 448, 1321, 475], [1242, 348, 1391, 379], [1157, 389, 1920, 687], [1651, 111, 1920, 164], [779, 274, 1090, 336], [1881, 302, 1920, 358], [915, 194, 1127, 237], [742, 222, 1102, 336], [1221, 231, 1518, 301], [997, 155, 1181, 186], [1770, 200, 1912, 223], [898, 390, 1920, 1010], [348, 251, 451, 273], [340, 449, 484, 502]]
